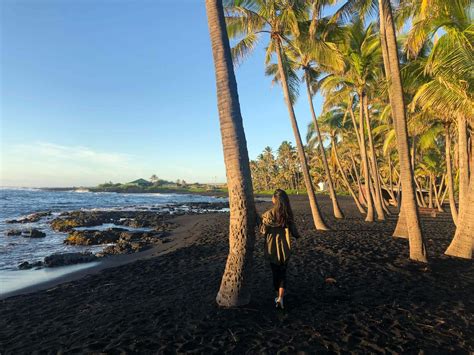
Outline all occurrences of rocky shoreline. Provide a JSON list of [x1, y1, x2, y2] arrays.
[[4, 201, 229, 270]]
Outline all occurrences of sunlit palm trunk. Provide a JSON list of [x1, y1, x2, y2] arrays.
[[458, 115, 469, 216], [304, 71, 344, 219], [349, 150, 365, 205], [379, 0, 427, 262], [331, 136, 366, 214], [445, 168, 474, 259], [411, 137, 426, 207], [440, 179, 449, 207], [387, 154, 397, 206], [358, 90, 375, 222], [275, 40, 329, 230], [206, 0, 257, 307], [433, 174, 444, 212], [428, 175, 434, 209], [348, 103, 368, 207], [363, 94, 385, 220]]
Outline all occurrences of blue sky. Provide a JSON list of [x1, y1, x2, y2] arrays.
[[1, 0, 332, 187]]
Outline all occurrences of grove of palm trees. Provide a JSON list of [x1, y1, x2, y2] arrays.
[[222, 0, 472, 268]]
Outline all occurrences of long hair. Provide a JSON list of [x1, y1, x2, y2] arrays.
[[273, 189, 294, 227]]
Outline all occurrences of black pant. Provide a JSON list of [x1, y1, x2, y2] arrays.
[[270, 263, 287, 292]]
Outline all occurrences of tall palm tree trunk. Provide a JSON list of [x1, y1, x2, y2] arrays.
[[349, 151, 364, 204], [388, 153, 397, 206], [363, 94, 385, 220], [428, 175, 434, 209], [331, 136, 366, 214], [458, 115, 469, 216], [415, 177, 426, 207], [411, 136, 426, 207], [379, 0, 427, 262], [349, 103, 368, 207], [470, 132, 473, 174], [445, 167, 474, 259], [440, 181, 449, 207], [206, 0, 257, 307], [358, 90, 375, 222], [445, 123, 458, 223], [304, 71, 344, 219], [433, 174, 444, 212], [275, 40, 329, 230]]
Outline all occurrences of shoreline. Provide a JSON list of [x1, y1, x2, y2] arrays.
[[0, 213, 213, 300]]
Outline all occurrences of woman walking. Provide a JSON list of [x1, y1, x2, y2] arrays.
[[260, 189, 300, 309]]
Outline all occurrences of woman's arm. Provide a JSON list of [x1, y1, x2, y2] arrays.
[[289, 221, 301, 239]]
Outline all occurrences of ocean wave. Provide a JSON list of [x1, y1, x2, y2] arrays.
[[0, 187, 41, 191]]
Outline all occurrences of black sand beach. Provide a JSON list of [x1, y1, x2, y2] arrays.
[[1, 195, 473, 353]]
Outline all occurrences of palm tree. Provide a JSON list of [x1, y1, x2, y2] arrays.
[[406, 0, 473, 220], [313, 107, 367, 214], [277, 141, 300, 191], [319, 21, 384, 221], [377, 0, 427, 262], [444, 123, 458, 223], [265, 22, 346, 218], [226, 0, 329, 230], [205, 0, 257, 307], [401, 0, 472, 258]]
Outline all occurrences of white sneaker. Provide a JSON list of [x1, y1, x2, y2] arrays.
[[275, 297, 284, 309]]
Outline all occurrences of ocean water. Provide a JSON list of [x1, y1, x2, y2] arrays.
[[0, 188, 226, 295]]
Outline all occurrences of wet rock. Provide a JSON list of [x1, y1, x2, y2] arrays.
[[5, 228, 46, 238], [99, 241, 152, 256], [64, 229, 122, 245], [18, 261, 44, 270], [97, 231, 165, 256], [44, 252, 98, 267], [6, 211, 52, 224], [51, 218, 87, 232], [24, 229, 46, 238]]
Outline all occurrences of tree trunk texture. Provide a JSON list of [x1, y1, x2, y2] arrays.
[[428, 175, 434, 209], [458, 115, 469, 217], [275, 40, 329, 230], [445, 168, 474, 259], [379, 0, 427, 262], [305, 72, 344, 219], [206, 0, 257, 307]]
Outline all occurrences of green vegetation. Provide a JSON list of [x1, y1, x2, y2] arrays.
[[90, 177, 227, 195]]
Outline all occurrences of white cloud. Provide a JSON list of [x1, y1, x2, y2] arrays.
[[0, 142, 148, 187], [22, 142, 133, 166]]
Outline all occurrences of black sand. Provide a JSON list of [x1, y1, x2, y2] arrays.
[[1, 196, 473, 353]]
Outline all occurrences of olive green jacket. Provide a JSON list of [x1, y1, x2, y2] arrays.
[[259, 209, 300, 265]]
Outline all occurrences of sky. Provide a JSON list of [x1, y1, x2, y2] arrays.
[[1, 0, 335, 187]]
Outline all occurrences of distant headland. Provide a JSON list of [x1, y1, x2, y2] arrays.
[[42, 177, 228, 196]]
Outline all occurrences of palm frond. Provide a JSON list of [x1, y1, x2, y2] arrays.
[[231, 32, 260, 66]]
